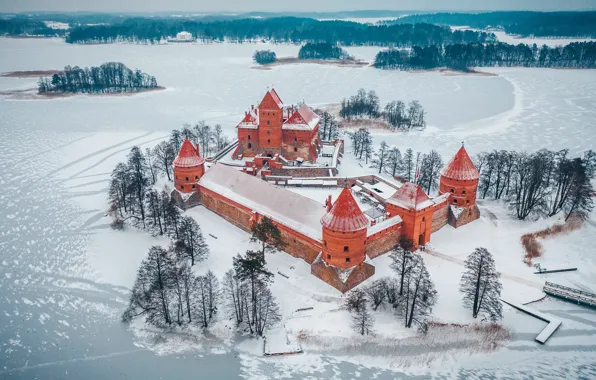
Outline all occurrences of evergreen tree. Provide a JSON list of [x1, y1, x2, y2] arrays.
[[177, 216, 209, 266]]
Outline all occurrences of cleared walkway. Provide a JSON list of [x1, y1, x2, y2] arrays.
[[501, 298, 562, 344]]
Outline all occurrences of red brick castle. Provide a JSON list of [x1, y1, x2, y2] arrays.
[[171, 95, 481, 293], [232, 89, 321, 162]]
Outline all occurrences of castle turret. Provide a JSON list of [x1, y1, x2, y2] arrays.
[[439, 146, 479, 207], [386, 183, 435, 248], [173, 138, 205, 193], [258, 88, 284, 153], [321, 188, 369, 268]]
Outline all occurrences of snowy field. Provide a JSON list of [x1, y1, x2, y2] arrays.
[[1, 37, 596, 379]]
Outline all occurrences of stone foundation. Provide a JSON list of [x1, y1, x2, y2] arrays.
[[311, 256, 375, 293], [448, 204, 480, 228]]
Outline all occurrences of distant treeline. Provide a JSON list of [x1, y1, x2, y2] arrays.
[[0, 18, 67, 37], [374, 41, 596, 71], [298, 42, 353, 60], [391, 11, 596, 38], [64, 17, 492, 46], [37, 62, 158, 94]]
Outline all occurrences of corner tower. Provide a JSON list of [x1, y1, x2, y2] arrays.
[[320, 188, 369, 269], [439, 146, 479, 207], [257, 89, 284, 153], [386, 183, 435, 248], [173, 138, 205, 193]]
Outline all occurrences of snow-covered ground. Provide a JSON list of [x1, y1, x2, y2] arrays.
[[1, 38, 596, 379]]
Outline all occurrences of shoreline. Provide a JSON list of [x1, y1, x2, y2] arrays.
[[0, 86, 166, 100], [1, 69, 64, 78], [406, 68, 498, 76], [253, 57, 369, 70]]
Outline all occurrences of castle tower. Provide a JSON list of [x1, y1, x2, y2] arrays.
[[320, 188, 369, 269], [257, 89, 284, 154], [173, 138, 205, 193], [386, 183, 435, 248], [439, 146, 480, 207]]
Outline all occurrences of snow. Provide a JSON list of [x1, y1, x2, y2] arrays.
[[361, 181, 398, 200], [367, 215, 402, 237], [264, 327, 302, 355], [2, 37, 596, 378]]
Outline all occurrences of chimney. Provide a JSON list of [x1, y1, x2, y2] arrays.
[[326, 195, 332, 212]]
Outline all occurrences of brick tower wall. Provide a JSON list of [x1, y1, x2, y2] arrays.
[[174, 165, 205, 193], [258, 107, 283, 150], [439, 176, 479, 207], [431, 201, 449, 232], [322, 227, 367, 269], [365, 223, 401, 259]]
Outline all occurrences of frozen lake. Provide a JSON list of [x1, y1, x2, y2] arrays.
[[1, 38, 596, 379]]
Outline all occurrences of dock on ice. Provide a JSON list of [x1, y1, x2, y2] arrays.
[[263, 327, 302, 356], [543, 282, 596, 308], [501, 298, 562, 344]]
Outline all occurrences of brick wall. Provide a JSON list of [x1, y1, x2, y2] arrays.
[[271, 167, 336, 178], [431, 202, 449, 232], [365, 225, 401, 259], [448, 204, 481, 228]]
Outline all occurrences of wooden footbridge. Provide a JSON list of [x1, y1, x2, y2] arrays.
[[543, 282, 596, 308]]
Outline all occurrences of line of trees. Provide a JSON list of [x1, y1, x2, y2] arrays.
[[474, 149, 595, 221], [392, 11, 596, 38], [64, 17, 492, 46], [174, 122, 230, 159], [253, 50, 277, 64], [298, 42, 353, 60], [37, 62, 159, 94], [0, 18, 68, 37], [374, 41, 596, 71], [317, 111, 341, 141], [340, 89, 426, 130]]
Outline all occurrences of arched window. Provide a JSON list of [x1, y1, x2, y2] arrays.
[[195, 175, 198, 180], [185, 176, 189, 181], [248, 135, 251, 140], [267, 130, 271, 134], [345, 257, 351, 263], [294, 147, 297, 152], [267, 120, 270, 125], [344, 246, 349, 252], [462, 190, 466, 195], [453, 199, 458, 204], [248, 143, 252, 148], [450, 189, 454, 193], [294, 137, 297, 142]]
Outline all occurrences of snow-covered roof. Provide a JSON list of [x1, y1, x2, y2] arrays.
[[321, 188, 369, 232], [283, 104, 320, 131], [173, 139, 205, 168], [260, 89, 284, 109], [199, 163, 326, 240], [237, 109, 259, 129], [441, 146, 480, 181], [361, 181, 398, 201], [386, 182, 434, 211], [367, 215, 402, 237]]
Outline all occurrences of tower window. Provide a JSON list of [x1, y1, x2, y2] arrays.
[[181, 185, 184, 189], [344, 246, 349, 252], [294, 147, 297, 152], [450, 189, 454, 193], [248, 143, 252, 148], [467, 200, 470, 204], [294, 137, 297, 142], [185, 176, 189, 181], [248, 135, 251, 140], [267, 139, 271, 143], [327, 254, 331, 260], [453, 199, 458, 204], [346, 257, 351, 263], [192, 185, 196, 189], [422, 217, 425, 222], [267, 120, 270, 125], [462, 190, 466, 195], [324, 240, 327, 247], [195, 175, 198, 180], [267, 130, 271, 134]]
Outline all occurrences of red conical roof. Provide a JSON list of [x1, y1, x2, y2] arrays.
[[387, 182, 434, 211], [173, 139, 205, 168], [440, 146, 479, 181], [321, 188, 369, 232]]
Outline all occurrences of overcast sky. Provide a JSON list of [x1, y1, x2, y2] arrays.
[[2, 0, 595, 13]]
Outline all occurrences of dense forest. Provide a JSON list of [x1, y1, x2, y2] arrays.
[[63, 17, 492, 46], [392, 11, 596, 38], [374, 41, 596, 71], [0, 17, 67, 37], [37, 62, 159, 94], [253, 50, 277, 64], [298, 42, 353, 60]]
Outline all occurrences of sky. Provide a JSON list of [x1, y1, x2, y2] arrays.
[[1, 0, 595, 13]]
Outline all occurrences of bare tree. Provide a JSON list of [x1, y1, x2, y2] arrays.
[[351, 301, 374, 335], [153, 141, 176, 181], [418, 150, 443, 194], [177, 216, 209, 266], [390, 235, 416, 296], [397, 255, 437, 330], [459, 247, 502, 321]]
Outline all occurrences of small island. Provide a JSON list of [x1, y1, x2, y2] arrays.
[[36, 62, 162, 95], [253, 42, 368, 69]]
